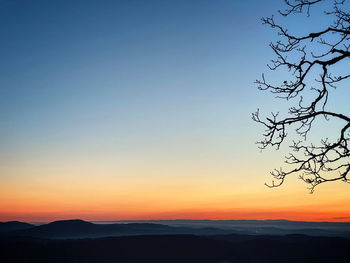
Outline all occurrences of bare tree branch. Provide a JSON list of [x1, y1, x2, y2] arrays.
[[254, 0, 350, 192]]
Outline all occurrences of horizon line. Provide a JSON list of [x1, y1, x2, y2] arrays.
[[3, 218, 350, 224]]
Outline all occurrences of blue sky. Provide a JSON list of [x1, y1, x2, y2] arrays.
[[1, 0, 349, 221], [1, 0, 279, 162]]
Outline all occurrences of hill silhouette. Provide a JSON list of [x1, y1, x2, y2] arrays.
[[0, 221, 34, 233], [2, 219, 350, 262], [2, 219, 350, 239], [3, 219, 232, 238]]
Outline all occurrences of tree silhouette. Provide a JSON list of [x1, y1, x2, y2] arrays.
[[253, 0, 350, 192]]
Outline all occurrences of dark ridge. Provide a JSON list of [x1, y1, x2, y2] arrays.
[[7, 219, 101, 238], [0, 234, 349, 263], [0, 221, 34, 233], [45, 219, 95, 228], [3, 219, 350, 239], [3, 220, 232, 239]]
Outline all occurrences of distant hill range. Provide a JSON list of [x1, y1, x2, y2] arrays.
[[0, 219, 232, 239], [1, 219, 350, 262], [1, 219, 350, 239], [0, 221, 34, 233]]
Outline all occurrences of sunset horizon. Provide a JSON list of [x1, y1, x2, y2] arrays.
[[1, 1, 350, 261]]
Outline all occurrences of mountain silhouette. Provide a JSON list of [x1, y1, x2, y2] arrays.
[[0, 221, 34, 233], [2, 219, 350, 262], [3, 219, 350, 239], [3, 219, 231, 238]]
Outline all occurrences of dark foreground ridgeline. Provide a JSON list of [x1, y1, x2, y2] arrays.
[[1, 219, 349, 262], [1, 234, 349, 263]]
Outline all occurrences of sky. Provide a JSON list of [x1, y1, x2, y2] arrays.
[[1, 0, 350, 222]]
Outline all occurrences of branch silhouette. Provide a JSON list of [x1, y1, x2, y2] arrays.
[[253, 0, 350, 192]]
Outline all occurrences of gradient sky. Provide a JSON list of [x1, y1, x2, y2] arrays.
[[1, 0, 350, 222]]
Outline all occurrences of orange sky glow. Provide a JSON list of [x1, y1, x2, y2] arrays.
[[1, 175, 350, 222], [1, 0, 350, 224]]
